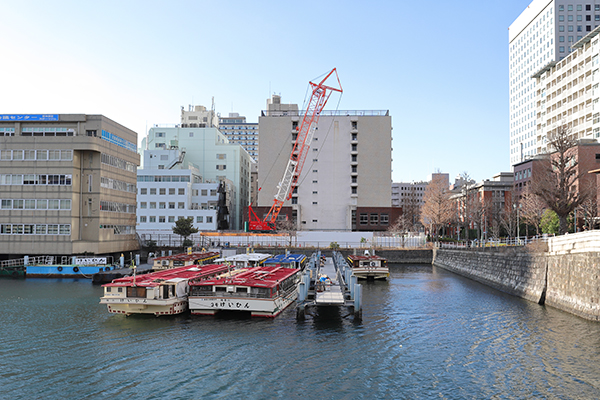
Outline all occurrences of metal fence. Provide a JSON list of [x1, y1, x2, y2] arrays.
[[435, 235, 553, 249], [139, 233, 427, 249]]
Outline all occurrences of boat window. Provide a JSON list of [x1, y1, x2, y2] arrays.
[[235, 287, 247, 293], [127, 287, 146, 298], [118, 287, 123, 293], [215, 286, 227, 292], [106, 287, 112, 293]]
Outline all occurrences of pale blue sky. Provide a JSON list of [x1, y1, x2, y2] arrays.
[[0, 0, 532, 183]]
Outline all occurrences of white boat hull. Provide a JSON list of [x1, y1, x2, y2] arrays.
[[100, 297, 188, 316], [352, 267, 389, 280], [189, 288, 298, 318]]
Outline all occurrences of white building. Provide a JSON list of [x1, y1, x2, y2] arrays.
[[141, 125, 253, 230], [509, 0, 600, 165], [136, 149, 235, 238], [257, 95, 392, 231], [534, 26, 600, 148], [391, 182, 428, 208]]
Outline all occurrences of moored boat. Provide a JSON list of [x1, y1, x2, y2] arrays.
[[188, 266, 300, 317], [152, 251, 220, 271], [214, 252, 272, 268], [24, 256, 120, 278], [100, 263, 229, 316], [347, 252, 389, 280], [263, 253, 307, 270]]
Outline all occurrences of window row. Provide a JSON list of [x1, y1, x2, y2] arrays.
[[0, 224, 71, 235], [0, 174, 72, 185], [0, 128, 15, 136], [99, 224, 136, 235], [0, 149, 72, 161], [99, 201, 136, 214], [140, 202, 186, 209], [139, 216, 213, 223], [100, 177, 136, 193], [359, 213, 390, 225], [1, 199, 71, 210], [101, 153, 137, 173], [21, 127, 75, 136], [101, 129, 137, 153], [137, 175, 193, 183], [558, 4, 600, 11], [139, 187, 186, 195]]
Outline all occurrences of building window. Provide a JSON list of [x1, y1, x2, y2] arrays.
[[169, 202, 175, 209], [196, 216, 203, 223], [560, 46, 565, 52], [370, 214, 379, 224], [381, 214, 389, 225], [206, 216, 213, 223], [159, 216, 165, 223], [140, 188, 147, 195], [168, 216, 175, 223], [360, 214, 368, 225], [560, 36, 565, 42], [159, 188, 166, 195], [351, 187, 357, 194], [149, 216, 156, 223], [559, 4, 564, 11], [150, 188, 156, 195], [140, 216, 147, 223], [352, 166, 357, 173], [291, 198, 298, 204], [169, 188, 175, 195], [559, 25, 565, 32], [150, 202, 156, 209], [159, 202, 166, 209], [178, 188, 185, 195]]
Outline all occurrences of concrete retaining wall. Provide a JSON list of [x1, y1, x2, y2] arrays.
[[433, 248, 547, 303], [433, 243, 600, 321]]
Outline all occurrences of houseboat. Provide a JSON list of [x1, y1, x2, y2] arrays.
[[152, 251, 220, 271], [263, 253, 307, 270], [347, 252, 389, 280], [188, 266, 300, 317], [100, 263, 229, 316]]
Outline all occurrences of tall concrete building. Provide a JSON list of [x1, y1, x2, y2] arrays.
[[218, 113, 259, 161], [0, 114, 139, 258], [140, 125, 252, 230], [509, 0, 600, 165], [257, 95, 392, 231]]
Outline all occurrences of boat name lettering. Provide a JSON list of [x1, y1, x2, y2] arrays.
[[75, 257, 107, 265], [210, 301, 250, 309], [118, 298, 147, 303]]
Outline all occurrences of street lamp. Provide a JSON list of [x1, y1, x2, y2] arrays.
[[513, 203, 521, 243]]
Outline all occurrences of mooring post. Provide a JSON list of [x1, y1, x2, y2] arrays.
[[350, 274, 357, 299], [354, 283, 362, 320], [298, 281, 306, 302]]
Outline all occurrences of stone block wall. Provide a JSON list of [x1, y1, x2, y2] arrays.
[[433, 248, 547, 304], [546, 252, 600, 321]]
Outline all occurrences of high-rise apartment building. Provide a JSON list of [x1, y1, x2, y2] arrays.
[[0, 114, 139, 258], [218, 113, 259, 161], [257, 95, 393, 231], [509, 0, 600, 165]]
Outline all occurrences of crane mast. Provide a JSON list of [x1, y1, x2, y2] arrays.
[[248, 68, 342, 232]]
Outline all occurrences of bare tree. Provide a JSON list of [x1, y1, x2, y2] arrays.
[[519, 188, 546, 236], [532, 124, 592, 234], [276, 219, 297, 248], [420, 175, 453, 239], [579, 197, 598, 231]]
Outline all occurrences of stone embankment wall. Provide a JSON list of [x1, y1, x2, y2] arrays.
[[433, 233, 600, 321], [433, 247, 548, 304]]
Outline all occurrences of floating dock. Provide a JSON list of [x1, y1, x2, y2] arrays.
[[296, 251, 362, 320]]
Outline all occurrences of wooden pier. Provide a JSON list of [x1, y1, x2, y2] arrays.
[[296, 251, 362, 320]]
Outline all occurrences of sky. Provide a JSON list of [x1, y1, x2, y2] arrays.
[[0, 0, 533, 183]]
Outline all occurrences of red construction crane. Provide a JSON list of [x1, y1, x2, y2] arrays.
[[248, 68, 343, 232]]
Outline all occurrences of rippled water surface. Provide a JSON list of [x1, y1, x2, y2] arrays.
[[2, 264, 600, 399]]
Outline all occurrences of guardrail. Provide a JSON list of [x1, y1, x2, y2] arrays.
[[435, 236, 552, 249]]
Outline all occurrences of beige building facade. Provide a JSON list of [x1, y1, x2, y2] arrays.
[[0, 114, 139, 258], [257, 96, 392, 230]]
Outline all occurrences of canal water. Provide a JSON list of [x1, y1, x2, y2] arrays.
[[2, 264, 600, 399]]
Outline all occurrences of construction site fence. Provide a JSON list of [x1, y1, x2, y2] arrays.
[[139, 233, 427, 249]]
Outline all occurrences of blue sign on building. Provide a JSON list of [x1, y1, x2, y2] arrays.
[[0, 114, 59, 121]]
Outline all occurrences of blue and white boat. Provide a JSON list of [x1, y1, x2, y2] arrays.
[[24, 256, 120, 278]]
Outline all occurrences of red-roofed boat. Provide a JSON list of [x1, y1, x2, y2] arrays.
[[188, 266, 300, 317], [152, 251, 220, 271], [347, 253, 389, 280], [100, 264, 229, 316]]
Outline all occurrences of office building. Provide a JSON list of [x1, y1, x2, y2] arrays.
[[256, 95, 393, 231], [509, 0, 600, 165], [218, 113, 259, 161], [0, 114, 139, 258], [140, 124, 252, 230]]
